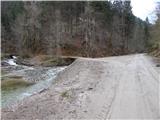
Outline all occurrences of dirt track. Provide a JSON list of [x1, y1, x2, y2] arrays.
[[2, 54, 160, 119]]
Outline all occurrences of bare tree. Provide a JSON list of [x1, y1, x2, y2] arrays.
[[55, 9, 62, 57]]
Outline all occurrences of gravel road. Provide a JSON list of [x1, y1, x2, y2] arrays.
[[2, 54, 160, 119]]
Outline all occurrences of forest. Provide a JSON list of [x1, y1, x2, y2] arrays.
[[2, 1, 159, 58]]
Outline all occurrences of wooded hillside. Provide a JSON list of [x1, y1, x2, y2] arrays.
[[1, 1, 150, 57], [149, 2, 160, 57]]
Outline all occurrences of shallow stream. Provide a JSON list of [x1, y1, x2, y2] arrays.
[[1, 57, 67, 108]]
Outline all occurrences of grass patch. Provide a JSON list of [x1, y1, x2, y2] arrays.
[[61, 91, 70, 98], [1, 78, 34, 91]]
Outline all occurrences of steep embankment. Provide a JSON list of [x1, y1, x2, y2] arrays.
[[2, 54, 160, 119]]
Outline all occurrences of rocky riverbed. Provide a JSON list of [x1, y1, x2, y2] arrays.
[[1, 56, 68, 108]]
